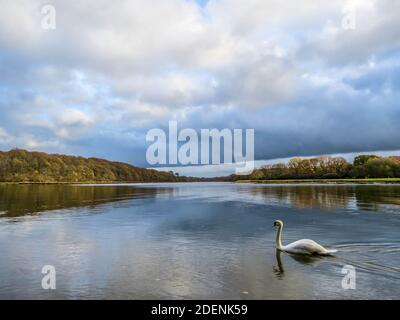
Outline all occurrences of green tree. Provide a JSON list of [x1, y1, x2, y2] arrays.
[[353, 155, 379, 166]]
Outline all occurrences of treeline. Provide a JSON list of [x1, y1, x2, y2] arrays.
[[0, 149, 198, 183], [233, 154, 400, 181], [2, 149, 399, 183]]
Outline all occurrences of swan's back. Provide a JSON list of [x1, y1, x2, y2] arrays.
[[282, 239, 337, 256]]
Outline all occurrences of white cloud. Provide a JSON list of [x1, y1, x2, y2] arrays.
[[57, 109, 93, 127], [300, 0, 400, 65], [0, 0, 304, 110]]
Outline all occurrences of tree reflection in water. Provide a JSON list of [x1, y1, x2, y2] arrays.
[[250, 184, 400, 211], [0, 184, 169, 217]]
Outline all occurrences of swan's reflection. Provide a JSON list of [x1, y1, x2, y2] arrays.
[[273, 250, 336, 279], [273, 249, 285, 279]]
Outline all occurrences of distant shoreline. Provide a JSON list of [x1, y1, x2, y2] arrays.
[[236, 178, 400, 184], [1, 178, 400, 185]]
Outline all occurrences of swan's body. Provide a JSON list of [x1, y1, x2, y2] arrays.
[[273, 220, 337, 256]]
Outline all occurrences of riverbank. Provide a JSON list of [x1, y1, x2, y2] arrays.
[[236, 178, 400, 184], [3, 178, 400, 185]]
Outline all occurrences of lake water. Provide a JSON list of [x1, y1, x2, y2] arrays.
[[0, 182, 399, 299]]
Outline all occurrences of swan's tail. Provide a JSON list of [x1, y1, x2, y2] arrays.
[[323, 249, 338, 255]]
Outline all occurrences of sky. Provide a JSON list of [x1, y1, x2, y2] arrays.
[[0, 0, 399, 177]]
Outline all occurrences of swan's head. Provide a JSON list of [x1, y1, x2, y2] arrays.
[[273, 220, 283, 228]]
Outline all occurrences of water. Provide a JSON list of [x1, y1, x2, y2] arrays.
[[0, 182, 399, 299]]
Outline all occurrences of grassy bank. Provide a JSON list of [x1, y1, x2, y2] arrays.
[[236, 178, 400, 184]]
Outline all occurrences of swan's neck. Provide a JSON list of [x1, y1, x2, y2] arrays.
[[276, 225, 283, 249]]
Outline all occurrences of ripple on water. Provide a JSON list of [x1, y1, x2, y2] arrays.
[[333, 242, 400, 280]]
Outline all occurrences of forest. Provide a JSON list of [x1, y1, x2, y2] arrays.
[[232, 154, 400, 181], [0, 149, 197, 183]]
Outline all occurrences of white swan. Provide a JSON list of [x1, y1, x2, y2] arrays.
[[273, 220, 337, 256]]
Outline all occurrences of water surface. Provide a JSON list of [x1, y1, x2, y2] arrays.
[[0, 183, 399, 299]]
